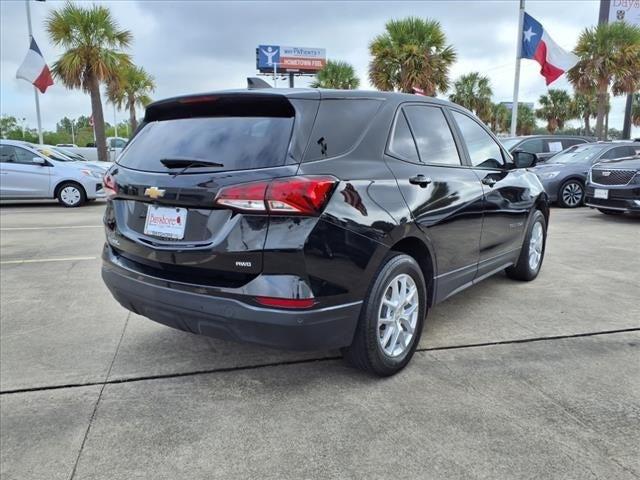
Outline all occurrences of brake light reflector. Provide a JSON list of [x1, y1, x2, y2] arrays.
[[255, 296, 316, 309], [214, 176, 337, 215], [103, 172, 117, 198]]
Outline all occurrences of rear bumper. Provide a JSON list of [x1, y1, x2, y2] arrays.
[[101, 246, 361, 351]]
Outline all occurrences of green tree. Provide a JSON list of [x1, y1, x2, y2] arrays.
[[369, 17, 456, 95], [490, 103, 510, 134], [449, 72, 493, 123], [571, 91, 597, 135], [46, 2, 132, 161], [568, 22, 640, 140], [310, 60, 360, 89], [106, 64, 155, 133], [535, 89, 574, 133], [632, 93, 640, 128], [517, 104, 536, 136]]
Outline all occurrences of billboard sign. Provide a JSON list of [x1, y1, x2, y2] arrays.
[[609, 0, 640, 26], [257, 45, 326, 73]]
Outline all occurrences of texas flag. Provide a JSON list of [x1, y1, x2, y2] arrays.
[[521, 12, 579, 85], [16, 38, 54, 94]]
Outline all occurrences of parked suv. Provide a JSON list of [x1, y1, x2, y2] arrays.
[[585, 155, 640, 215], [501, 135, 593, 163], [101, 89, 548, 376]]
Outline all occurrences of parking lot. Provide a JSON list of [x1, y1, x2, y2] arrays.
[[0, 201, 638, 479]]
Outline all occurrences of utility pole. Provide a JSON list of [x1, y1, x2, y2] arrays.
[[113, 104, 118, 138], [510, 0, 525, 137], [24, 0, 43, 145]]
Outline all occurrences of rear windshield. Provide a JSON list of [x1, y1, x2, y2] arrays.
[[117, 116, 294, 173]]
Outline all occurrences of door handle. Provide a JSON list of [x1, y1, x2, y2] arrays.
[[409, 174, 432, 188], [482, 177, 497, 187]]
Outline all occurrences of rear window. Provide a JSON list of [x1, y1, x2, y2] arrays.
[[117, 116, 294, 173]]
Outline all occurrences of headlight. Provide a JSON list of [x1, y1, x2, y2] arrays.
[[538, 171, 560, 180], [81, 169, 103, 179]]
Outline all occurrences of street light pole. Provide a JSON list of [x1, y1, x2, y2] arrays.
[[25, 0, 43, 145]]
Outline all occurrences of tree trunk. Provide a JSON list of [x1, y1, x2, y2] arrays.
[[584, 115, 590, 135], [89, 75, 108, 162], [128, 98, 137, 134], [594, 89, 607, 141]]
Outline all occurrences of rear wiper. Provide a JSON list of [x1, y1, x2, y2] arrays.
[[160, 157, 224, 177]]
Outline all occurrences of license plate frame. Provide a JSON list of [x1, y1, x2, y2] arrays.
[[143, 205, 187, 240], [594, 189, 609, 200]]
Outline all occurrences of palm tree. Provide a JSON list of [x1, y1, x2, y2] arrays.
[[632, 93, 640, 128], [517, 104, 536, 136], [46, 2, 132, 161], [310, 60, 360, 90], [369, 17, 456, 95], [449, 72, 493, 123], [535, 89, 574, 133], [571, 91, 597, 135], [490, 103, 510, 134], [568, 22, 640, 140], [107, 65, 155, 133]]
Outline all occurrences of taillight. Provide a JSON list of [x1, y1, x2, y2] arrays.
[[215, 176, 337, 215], [103, 172, 117, 198]]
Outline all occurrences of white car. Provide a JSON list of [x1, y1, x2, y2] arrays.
[[0, 139, 107, 207]]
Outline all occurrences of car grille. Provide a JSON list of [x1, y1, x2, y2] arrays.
[[591, 169, 636, 186]]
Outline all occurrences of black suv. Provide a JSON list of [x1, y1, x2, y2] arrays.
[[101, 89, 548, 376], [585, 155, 640, 215]]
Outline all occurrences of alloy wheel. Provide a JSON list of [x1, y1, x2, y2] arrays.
[[562, 182, 583, 207], [377, 273, 419, 358], [528, 221, 544, 271]]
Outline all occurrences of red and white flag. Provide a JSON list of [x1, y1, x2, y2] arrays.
[[412, 86, 426, 96], [16, 38, 54, 93]]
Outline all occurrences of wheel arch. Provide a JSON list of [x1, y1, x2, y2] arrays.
[[388, 235, 436, 308], [53, 179, 87, 200]]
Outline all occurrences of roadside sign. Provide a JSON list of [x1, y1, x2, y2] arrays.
[[609, 0, 640, 25], [257, 45, 326, 74]]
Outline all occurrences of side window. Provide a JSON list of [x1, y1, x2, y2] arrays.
[[452, 111, 505, 168], [0, 145, 18, 163], [304, 99, 383, 162], [7, 147, 38, 165], [113, 139, 126, 149], [403, 106, 461, 165], [545, 139, 564, 154], [601, 146, 631, 160], [388, 110, 419, 163], [520, 138, 546, 154], [562, 139, 586, 149]]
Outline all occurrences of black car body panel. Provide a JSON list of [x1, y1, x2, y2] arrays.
[[102, 89, 548, 351], [585, 156, 640, 213]]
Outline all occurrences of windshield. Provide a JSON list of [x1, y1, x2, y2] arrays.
[[36, 147, 75, 162], [500, 138, 522, 150], [54, 147, 86, 161], [548, 145, 606, 164], [117, 116, 294, 173]]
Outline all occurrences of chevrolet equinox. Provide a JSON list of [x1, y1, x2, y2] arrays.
[[101, 89, 548, 376]]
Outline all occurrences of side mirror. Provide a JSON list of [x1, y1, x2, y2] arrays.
[[513, 150, 537, 169], [32, 157, 46, 166]]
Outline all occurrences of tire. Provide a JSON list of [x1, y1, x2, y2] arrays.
[[56, 182, 86, 208], [342, 252, 427, 376], [506, 210, 547, 281], [597, 208, 623, 215], [558, 180, 584, 208]]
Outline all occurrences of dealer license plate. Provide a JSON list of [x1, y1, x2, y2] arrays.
[[144, 205, 187, 239], [594, 189, 609, 200]]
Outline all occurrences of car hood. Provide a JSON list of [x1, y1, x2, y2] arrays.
[[593, 157, 640, 171]]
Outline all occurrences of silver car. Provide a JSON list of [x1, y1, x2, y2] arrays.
[[0, 139, 107, 207]]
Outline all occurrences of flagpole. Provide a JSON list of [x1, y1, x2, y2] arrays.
[[25, 0, 43, 145], [510, 0, 525, 137]]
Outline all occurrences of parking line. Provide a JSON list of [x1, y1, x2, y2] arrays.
[[0, 225, 102, 231], [0, 256, 97, 265]]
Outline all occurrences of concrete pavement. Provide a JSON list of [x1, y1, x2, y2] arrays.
[[1, 203, 638, 479]]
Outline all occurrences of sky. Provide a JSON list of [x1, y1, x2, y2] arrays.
[[0, 0, 637, 136]]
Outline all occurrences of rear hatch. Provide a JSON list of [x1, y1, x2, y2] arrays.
[[106, 92, 319, 287]]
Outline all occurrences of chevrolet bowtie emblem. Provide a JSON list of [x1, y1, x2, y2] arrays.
[[144, 187, 165, 199]]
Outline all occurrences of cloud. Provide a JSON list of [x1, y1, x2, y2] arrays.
[[1, 0, 636, 136]]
